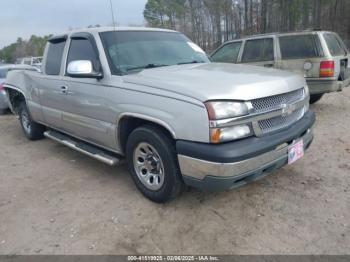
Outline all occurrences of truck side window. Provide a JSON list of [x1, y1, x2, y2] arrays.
[[67, 38, 99, 71], [45, 41, 66, 75], [242, 38, 274, 63], [211, 42, 242, 63]]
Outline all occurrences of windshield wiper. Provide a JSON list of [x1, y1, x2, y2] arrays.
[[177, 60, 204, 65], [126, 63, 169, 72]]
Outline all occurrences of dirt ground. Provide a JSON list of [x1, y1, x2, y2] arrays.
[[0, 89, 349, 255]]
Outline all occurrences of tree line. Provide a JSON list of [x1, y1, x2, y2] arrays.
[[2, 0, 349, 63], [0, 35, 50, 63], [144, 0, 350, 52]]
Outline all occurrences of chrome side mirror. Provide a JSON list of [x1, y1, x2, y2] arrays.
[[67, 60, 103, 79]]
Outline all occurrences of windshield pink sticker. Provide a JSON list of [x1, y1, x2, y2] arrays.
[[288, 140, 304, 165]]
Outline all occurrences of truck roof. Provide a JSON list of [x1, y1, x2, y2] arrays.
[[48, 27, 179, 43], [53, 26, 177, 37]]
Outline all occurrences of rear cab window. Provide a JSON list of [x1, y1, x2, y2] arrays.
[[323, 33, 347, 56], [241, 38, 274, 63], [279, 34, 323, 60], [211, 42, 242, 63], [45, 37, 67, 75]]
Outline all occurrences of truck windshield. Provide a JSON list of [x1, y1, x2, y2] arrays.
[[100, 31, 209, 75]]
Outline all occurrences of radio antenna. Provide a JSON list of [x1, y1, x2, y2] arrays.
[[107, 0, 122, 75], [109, 0, 117, 30]]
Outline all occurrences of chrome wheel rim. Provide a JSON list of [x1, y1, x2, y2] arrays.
[[133, 142, 165, 191], [21, 110, 31, 134]]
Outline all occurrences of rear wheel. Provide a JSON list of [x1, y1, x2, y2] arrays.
[[19, 102, 45, 140], [126, 125, 184, 203], [310, 94, 324, 104]]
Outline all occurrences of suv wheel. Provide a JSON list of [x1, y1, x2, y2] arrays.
[[310, 94, 324, 104], [126, 125, 184, 203], [19, 102, 45, 140]]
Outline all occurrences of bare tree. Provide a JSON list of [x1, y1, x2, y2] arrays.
[[143, 0, 350, 52]]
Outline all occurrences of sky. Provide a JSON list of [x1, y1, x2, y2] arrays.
[[0, 0, 147, 48]]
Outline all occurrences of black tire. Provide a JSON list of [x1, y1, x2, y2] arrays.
[[126, 125, 184, 203], [18, 102, 45, 140], [310, 94, 324, 104]]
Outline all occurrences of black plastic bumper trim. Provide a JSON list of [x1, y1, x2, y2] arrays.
[[176, 110, 315, 163]]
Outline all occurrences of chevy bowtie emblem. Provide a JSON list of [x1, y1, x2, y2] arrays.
[[281, 103, 296, 117]]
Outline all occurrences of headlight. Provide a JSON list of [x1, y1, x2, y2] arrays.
[[210, 125, 252, 143], [205, 101, 248, 120], [205, 101, 252, 143]]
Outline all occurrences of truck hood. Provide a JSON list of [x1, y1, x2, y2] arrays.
[[122, 63, 306, 102]]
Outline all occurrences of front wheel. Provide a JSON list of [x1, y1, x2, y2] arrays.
[[19, 102, 45, 140], [310, 94, 324, 104], [126, 125, 184, 203]]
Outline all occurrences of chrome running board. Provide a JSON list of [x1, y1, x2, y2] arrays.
[[44, 130, 123, 166]]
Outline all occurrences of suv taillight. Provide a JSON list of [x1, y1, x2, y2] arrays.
[[0, 83, 4, 91], [320, 61, 335, 77]]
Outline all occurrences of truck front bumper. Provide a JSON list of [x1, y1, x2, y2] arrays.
[[176, 111, 315, 191], [307, 78, 350, 95]]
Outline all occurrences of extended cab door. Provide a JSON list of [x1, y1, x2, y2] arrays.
[[60, 33, 116, 149], [39, 36, 68, 129], [240, 37, 275, 68]]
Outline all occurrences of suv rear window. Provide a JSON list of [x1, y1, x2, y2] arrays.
[[241, 38, 274, 63], [324, 33, 347, 56], [279, 35, 323, 59], [211, 42, 242, 63]]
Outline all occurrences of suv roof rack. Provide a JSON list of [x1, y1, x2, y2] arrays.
[[240, 28, 324, 39]]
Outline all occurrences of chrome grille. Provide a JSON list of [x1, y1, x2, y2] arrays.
[[251, 88, 304, 113], [250, 88, 306, 136], [258, 107, 304, 134]]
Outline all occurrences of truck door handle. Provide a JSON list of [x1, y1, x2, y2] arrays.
[[60, 86, 68, 95]]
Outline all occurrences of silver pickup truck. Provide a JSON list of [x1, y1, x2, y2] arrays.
[[4, 27, 315, 203]]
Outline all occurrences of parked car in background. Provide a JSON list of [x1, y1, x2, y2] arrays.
[[211, 30, 350, 104], [16, 56, 43, 70], [4, 27, 314, 202], [0, 64, 40, 114]]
